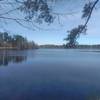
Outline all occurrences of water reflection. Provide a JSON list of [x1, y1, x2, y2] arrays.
[[0, 49, 100, 100], [0, 51, 27, 66]]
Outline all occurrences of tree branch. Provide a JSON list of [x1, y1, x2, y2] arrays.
[[82, 0, 99, 32]]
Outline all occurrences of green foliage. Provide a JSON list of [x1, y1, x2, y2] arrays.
[[0, 32, 38, 49], [0, 0, 99, 46], [65, 25, 87, 48], [65, 0, 99, 48], [19, 0, 54, 23], [82, 2, 94, 18]]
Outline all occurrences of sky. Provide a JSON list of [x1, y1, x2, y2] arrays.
[[0, 0, 100, 45]]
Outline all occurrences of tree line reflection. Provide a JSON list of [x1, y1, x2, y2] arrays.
[[0, 55, 27, 66]]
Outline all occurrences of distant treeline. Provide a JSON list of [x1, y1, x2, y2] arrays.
[[0, 32, 38, 50], [76, 45, 100, 49], [40, 44, 100, 49], [39, 44, 65, 49]]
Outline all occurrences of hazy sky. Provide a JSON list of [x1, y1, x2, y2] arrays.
[[0, 0, 100, 45]]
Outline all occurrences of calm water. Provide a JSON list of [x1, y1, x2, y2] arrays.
[[0, 49, 100, 100]]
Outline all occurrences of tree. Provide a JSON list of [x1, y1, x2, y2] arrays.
[[3, 32, 9, 42], [0, 32, 10, 46], [0, 32, 3, 46], [13, 35, 27, 49], [65, 0, 99, 48], [0, 0, 54, 30], [0, 32, 38, 49], [0, 0, 99, 45], [64, 25, 87, 48]]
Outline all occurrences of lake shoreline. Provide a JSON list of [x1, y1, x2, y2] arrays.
[[0, 47, 38, 50], [1, 47, 100, 50]]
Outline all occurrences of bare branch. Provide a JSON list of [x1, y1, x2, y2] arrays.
[[15, 20, 35, 31], [0, 7, 19, 16]]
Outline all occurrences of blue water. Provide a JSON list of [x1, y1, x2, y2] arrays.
[[0, 49, 100, 100]]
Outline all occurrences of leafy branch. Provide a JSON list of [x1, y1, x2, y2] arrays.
[[65, 0, 99, 48]]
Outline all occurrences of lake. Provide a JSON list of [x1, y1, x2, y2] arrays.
[[0, 49, 100, 100]]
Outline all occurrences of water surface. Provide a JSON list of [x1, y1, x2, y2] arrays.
[[0, 49, 100, 100]]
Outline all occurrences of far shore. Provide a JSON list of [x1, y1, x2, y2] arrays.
[[1, 44, 100, 50], [39, 44, 100, 49], [0, 47, 38, 50]]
